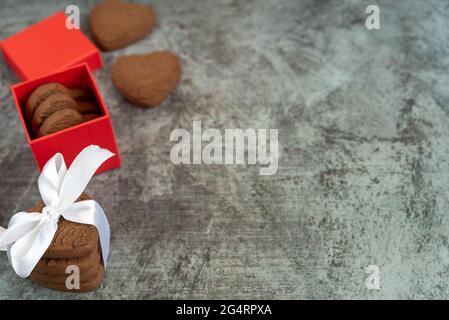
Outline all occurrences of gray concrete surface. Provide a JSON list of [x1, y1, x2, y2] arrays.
[[0, 0, 449, 299]]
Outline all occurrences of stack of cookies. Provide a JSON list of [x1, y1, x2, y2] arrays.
[[25, 83, 102, 138], [28, 193, 105, 292]]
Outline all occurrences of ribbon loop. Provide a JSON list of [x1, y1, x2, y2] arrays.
[[0, 145, 114, 278], [59, 145, 114, 211]]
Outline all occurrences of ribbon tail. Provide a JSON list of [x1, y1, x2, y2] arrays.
[[62, 200, 110, 268]]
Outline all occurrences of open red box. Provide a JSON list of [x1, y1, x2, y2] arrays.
[[1, 11, 120, 174], [10, 63, 120, 173]]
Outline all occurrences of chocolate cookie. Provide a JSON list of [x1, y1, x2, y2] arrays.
[[27, 193, 100, 259], [30, 264, 104, 292], [68, 88, 95, 102], [30, 262, 103, 284], [82, 113, 101, 122], [89, 0, 155, 51], [25, 83, 69, 121], [31, 93, 78, 135], [33, 245, 101, 274], [111, 51, 182, 108], [37, 109, 83, 138], [74, 102, 100, 115]]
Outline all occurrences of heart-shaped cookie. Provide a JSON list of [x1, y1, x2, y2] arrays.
[[25, 82, 69, 121], [111, 51, 182, 108], [31, 93, 78, 135], [89, 0, 156, 51], [37, 108, 83, 138]]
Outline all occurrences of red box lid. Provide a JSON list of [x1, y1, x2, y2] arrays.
[[0, 11, 101, 81]]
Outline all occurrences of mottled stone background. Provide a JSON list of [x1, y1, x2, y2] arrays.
[[0, 0, 449, 299]]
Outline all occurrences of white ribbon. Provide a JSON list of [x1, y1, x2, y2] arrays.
[[0, 145, 114, 278]]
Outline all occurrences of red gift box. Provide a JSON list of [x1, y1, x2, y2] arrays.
[[1, 11, 120, 174]]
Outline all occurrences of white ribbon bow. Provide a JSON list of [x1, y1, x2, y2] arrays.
[[0, 145, 114, 278]]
